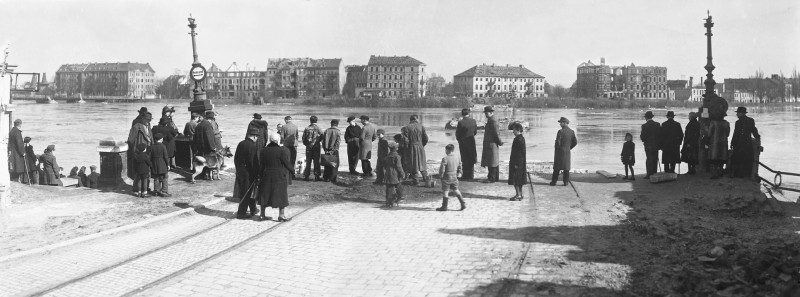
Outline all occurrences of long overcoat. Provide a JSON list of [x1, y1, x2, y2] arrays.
[[553, 127, 578, 171], [382, 151, 405, 185], [150, 142, 169, 175], [257, 143, 294, 208], [233, 137, 260, 199], [640, 120, 661, 151], [25, 144, 39, 173], [403, 121, 428, 172], [41, 151, 60, 185], [706, 120, 729, 162], [731, 116, 760, 165], [681, 119, 700, 165], [8, 127, 25, 174], [660, 119, 683, 164], [193, 119, 219, 155], [127, 121, 152, 179], [152, 122, 178, 158], [481, 116, 502, 167], [456, 116, 478, 165], [508, 134, 527, 185], [359, 123, 377, 160]]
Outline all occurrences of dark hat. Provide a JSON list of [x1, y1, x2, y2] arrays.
[[377, 129, 385, 135], [136, 143, 147, 152], [461, 108, 470, 116], [23, 136, 31, 143], [558, 117, 570, 124], [137, 107, 148, 114], [162, 105, 175, 112], [484, 106, 494, 112], [47, 144, 55, 151], [205, 110, 216, 117], [90, 165, 97, 170], [736, 106, 747, 114], [666, 111, 675, 118], [347, 115, 356, 122], [359, 115, 369, 121], [393, 134, 402, 142], [153, 133, 164, 141], [13, 119, 22, 124], [253, 113, 262, 119], [247, 127, 260, 136], [644, 111, 654, 119], [284, 115, 292, 120]]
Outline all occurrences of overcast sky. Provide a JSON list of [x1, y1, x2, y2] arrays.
[[2, 0, 798, 86]]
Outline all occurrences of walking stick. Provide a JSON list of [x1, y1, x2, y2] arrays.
[[526, 171, 536, 209], [23, 153, 31, 186]]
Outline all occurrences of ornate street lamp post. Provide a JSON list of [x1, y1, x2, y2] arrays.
[[187, 14, 212, 112]]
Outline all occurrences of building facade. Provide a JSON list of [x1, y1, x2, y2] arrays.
[[454, 64, 545, 98], [576, 58, 668, 100], [343, 65, 367, 98], [55, 62, 156, 97], [267, 58, 343, 99], [723, 75, 794, 103], [361, 55, 426, 98], [205, 63, 267, 101]]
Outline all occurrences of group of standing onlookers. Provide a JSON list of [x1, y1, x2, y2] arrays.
[[635, 106, 760, 180], [127, 106, 183, 197], [8, 119, 76, 186]]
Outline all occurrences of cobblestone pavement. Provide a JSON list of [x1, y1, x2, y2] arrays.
[[129, 177, 632, 297]]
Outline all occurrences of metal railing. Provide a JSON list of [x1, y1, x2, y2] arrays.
[[759, 162, 800, 193]]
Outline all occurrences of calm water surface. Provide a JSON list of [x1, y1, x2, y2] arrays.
[[13, 101, 800, 181]]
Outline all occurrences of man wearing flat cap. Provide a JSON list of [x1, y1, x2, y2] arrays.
[[358, 115, 378, 177], [247, 113, 269, 150], [550, 117, 577, 186], [640, 111, 661, 179], [660, 111, 683, 174], [344, 116, 362, 175], [730, 106, 760, 178], [234, 127, 262, 219], [481, 106, 503, 183], [8, 119, 25, 182], [128, 112, 153, 180]]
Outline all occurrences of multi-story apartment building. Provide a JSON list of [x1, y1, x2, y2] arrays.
[[55, 62, 156, 97], [723, 75, 794, 103], [342, 65, 367, 98], [362, 55, 426, 98], [576, 58, 668, 100], [453, 64, 545, 98], [267, 58, 343, 98], [205, 63, 267, 101]]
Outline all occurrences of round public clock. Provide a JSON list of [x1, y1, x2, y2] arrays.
[[190, 65, 207, 82]]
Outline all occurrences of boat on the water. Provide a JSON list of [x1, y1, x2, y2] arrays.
[[35, 96, 57, 104], [470, 103, 512, 112]]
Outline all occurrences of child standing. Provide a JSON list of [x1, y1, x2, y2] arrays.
[[382, 143, 405, 208], [508, 124, 527, 201], [151, 133, 171, 197], [436, 144, 466, 211], [133, 143, 152, 198], [621, 133, 636, 180], [374, 129, 389, 185]]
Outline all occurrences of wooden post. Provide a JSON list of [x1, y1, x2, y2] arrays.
[[0, 73, 11, 208]]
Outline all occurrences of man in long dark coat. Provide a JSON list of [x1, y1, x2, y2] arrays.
[[550, 117, 577, 186], [681, 112, 701, 175], [235, 128, 261, 219], [193, 110, 220, 181], [344, 116, 362, 175], [280, 116, 299, 169], [481, 106, 503, 183], [8, 119, 25, 182], [128, 112, 153, 180], [247, 113, 269, 150], [640, 111, 661, 179], [302, 116, 323, 181], [730, 106, 760, 178], [359, 115, 377, 177], [403, 115, 429, 185], [660, 111, 683, 173], [455, 108, 478, 180], [23, 137, 39, 184]]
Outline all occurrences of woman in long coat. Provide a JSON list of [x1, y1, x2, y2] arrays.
[[41, 144, 61, 186], [508, 124, 527, 201], [681, 112, 700, 174], [402, 115, 429, 184], [257, 133, 295, 222]]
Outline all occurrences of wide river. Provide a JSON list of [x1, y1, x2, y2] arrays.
[[12, 101, 800, 182]]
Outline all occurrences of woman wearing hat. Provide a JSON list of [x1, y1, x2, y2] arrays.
[[730, 106, 760, 178], [41, 144, 62, 186]]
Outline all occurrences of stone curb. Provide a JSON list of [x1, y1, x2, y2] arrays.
[[0, 197, 226, 264]]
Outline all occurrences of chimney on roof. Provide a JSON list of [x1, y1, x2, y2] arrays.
[[601, 57, 605, 65], [519, 65, 524, 68]]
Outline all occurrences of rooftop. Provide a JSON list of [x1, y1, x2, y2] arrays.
[[57, 62, 154, 73], [367, 55, 425, 66], [267, 58, 342, 69], [454, 64, 544, 78]]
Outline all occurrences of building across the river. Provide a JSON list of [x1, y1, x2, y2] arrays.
[[267, 58, 343, 99], [205, 63, 267, 101], [453, 64, 545, 98], [576, 58, 668, 100], [355, 55, 426, 99], [54, 62, 156, 98], [723, 75, 794, 103]]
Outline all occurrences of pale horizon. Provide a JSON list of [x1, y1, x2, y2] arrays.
[[2, 0, 798, 86]]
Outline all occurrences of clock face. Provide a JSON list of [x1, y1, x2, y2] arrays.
[[190, 65, 207, 81]]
